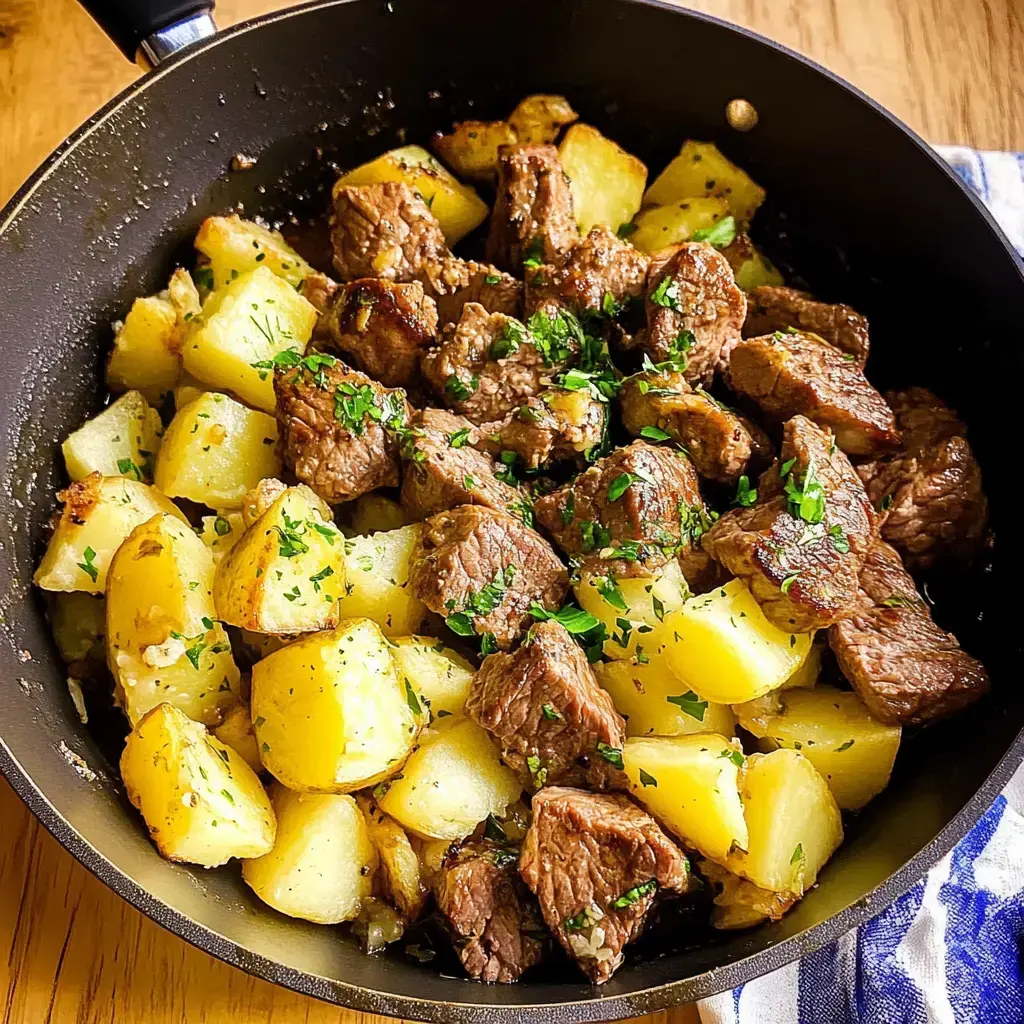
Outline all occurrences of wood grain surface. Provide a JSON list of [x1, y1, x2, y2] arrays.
[[1, 0, 1021, 1021]]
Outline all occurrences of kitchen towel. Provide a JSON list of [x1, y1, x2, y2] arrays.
[[698, 146, 1024, 1024]]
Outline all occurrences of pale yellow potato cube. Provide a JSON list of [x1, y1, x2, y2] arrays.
[[155, 392, 280, 510], [250, 618, 422, 793], [195, 215, 314, 290], [781, 641, 822, 690], [378, 717, 522, 841], [723, 234, 785, 291], [349, 493, 413, 535], [727, 748, 843, 896], [390, 635, 475, 719], [661, 579, 813, 704], [340, 525, 426, 636], [334, 145, 488, 245], [33, 474, 187, 594], [50, 592, 105, 663], [213, 485, 346, 634], [106, 294, 181, 404], [62, 391, 163, 484], [182, 265, 317, 412], [197, 512, 246, 563], [508, 94, 579, 144], [644, 140, 766, 228], [106, 513, 240, 727], [357, 796, 427, 919], [594, 657, 735, 738], [558, 124, 647, 234], [734, 685, 901, 811], [120, 703, 275, 867], [699, 859, 796, 930], [432, 120, 518, 181], [213, 700, 263, 775], [628, 196, 731, 255]]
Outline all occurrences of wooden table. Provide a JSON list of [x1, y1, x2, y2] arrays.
[[2, 1, 1022, 1021]]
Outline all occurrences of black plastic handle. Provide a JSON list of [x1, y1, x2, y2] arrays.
[[78, 0, 215, 61]]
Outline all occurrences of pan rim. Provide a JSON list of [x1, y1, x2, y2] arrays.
[[2, 0, 1023, 1018]]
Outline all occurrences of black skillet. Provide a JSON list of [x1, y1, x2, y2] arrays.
[[1, 0, 1023, 1019]]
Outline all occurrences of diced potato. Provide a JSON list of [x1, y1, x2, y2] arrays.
[[378, 717, 522, 842], [558, 124, 647, 234], [62, 391, 163, 483], [349, 493, 414, 535], [339, 525, 426, 636], [106, 513, 240, 726], [594, 658, 735, 738], [120, 703, 275, 867], [155, 392, 280, 510], [250, 617, 422, 792], [242, 784, 375, 923], [722, 234, 784, 291], [661, 579, 813, 704], [623, 734, 748, 863], [167, 267, 202, 326], [508, 94, 579, 145], [197, 512, 245, 563], [432, 120, 518, 181], [214, 700, 263, 775], [213, 485, 346, 634], [334, 145, 488, 246], [699, 859, 796, 930], [182, 265, 317, 412], [628, 196, 731, 255], [574, 561, 688, 661], [357, 796, 427, 919], [195, 215, 314, 290], [734, 686, 901, 811], [390, 635, 475, 719], [33, 474, 188, 594], [240, 477, 288, 528], [727, 749, 843, 896], [106, 294, 181, 404], [644, 140, 766, 228], [781, 641, 822, 690], [50, 592, 105, 663]]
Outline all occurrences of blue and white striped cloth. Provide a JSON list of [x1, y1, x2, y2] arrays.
[[698, 147, 1024, 1024]]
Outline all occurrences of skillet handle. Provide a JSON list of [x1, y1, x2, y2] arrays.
[[78, 0, 217, 66]]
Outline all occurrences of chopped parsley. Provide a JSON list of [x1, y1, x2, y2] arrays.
[[640, 425, 671, 442], [639, 768, 658, 788], [835, 739, 856, 752], [541, 703, 562, 721], [734, 474, 758, 508], [667, 691, 708, 722], [489, 318, 529, 360], [579, 519, 611, 553], [791, 843, 804, 864], [781, 571, 801, 594], [480, 632, 499, 655], [783, 458, 826, 524], [484, 273, 501, 285], [617, 221, 637, 239], [597, 742, 624, 769], [404, 680, 422, 716], [719, 748, 745, 768], [272, 511, 310, 558], [690, 215, 737, 248], [597, 574, 628, 613], [828, 524, 850, 553], [444, 373, 479, 403], [611, 878, 657, 909], [213, 515, 232, 537], [447, 428, 471, 449], [526, 754, 548, 786], [116, 457, 144, 480], [444, 565, 516, 636], [650, 275, 682, 312], [77, 546, 99, 583]]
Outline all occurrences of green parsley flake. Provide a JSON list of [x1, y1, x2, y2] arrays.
[[611, 878, 657, 909], [597, 742, 624, 769], [667, 691, 708, 722]]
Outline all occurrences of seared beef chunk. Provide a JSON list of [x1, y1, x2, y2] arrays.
[[326, 278, 438, 388], [435, 840, 546, 983], [299, 271, 340, 346], [534, 440, 707, 580], [421, 302, 566, 425], [619, 369, 771, 484], [725, 330, 899, 457], [274, 360, 409, 504], [744, 286, 870, 367], [400, 407, 524, 519], [703, 416, 878, 632], [331, 182, 446, 283], [409, 505, 569, 649], [487, 143, 579, 273], [467, 620, 626, 789], [421, 256, 523, 326], [857, 387, 988, 570], [519, 788, 691, 983], [525, 226, 649, 317], [828, 538, 989, 724], [639, 242, 746, 387], [484, 387, 608, 470]]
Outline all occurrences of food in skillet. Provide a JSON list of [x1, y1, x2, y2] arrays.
[[34, 93, 991, 984]]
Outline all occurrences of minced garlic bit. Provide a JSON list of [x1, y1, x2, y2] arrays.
[[142, 635, 187, 669], [67, 677, 88, 724]]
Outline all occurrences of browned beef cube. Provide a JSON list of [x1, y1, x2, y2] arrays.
[[421, 302, 565, 425], [744, 286, 870, 367], [525, 226, 650, 317], [326, 278, 438, 389], [519, 788, 691, 983], [421, 256, 523, 326], [828, 538, 990, 724], [467, 620, 626, 789], [534, 440, 706, 580], [487, 143, 579, 273], [330, 182, 446, 282], [274, 359, 409, 505], [857, 387, 988, 570], [409, 505, 569, 649], [400, 407, 525, 519], [435, 840, 546, 983], [640, 242, 746, 387], [619, 369, 772, 484], [703, 416, 878, 632], [725, 330, 899, 457]]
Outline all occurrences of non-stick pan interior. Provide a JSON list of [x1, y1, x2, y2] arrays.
[[1, 1, 1022, 1019]]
